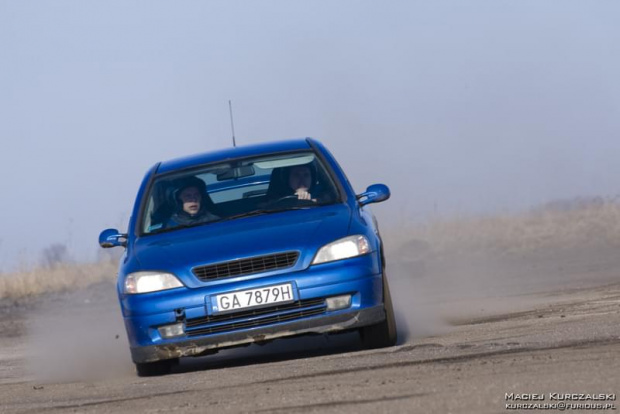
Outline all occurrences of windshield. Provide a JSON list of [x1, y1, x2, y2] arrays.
[[141, 151, 340, 235]]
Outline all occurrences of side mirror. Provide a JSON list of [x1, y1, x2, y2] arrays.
[[99, 228, 127, 248], [356, 184, 390, 207]]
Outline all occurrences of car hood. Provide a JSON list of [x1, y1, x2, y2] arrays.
[[132, 204, 352, 287]]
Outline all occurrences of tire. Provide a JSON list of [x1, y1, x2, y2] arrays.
[[359, 272, 398, 349], [135, 358, 178, 377]]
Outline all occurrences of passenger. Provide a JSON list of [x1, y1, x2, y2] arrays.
[[167, 177, 219, 227]]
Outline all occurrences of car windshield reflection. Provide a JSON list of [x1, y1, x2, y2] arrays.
[[141, 151, 340, 235]]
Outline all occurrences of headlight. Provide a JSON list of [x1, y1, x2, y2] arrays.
[[312, 235, 371, 265], [124, 271, 184, 294]]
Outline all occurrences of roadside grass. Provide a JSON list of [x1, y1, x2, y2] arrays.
[[3, 199, 620, 301], [0, 261, 117, 301]]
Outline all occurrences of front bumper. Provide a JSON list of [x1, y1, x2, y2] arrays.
[[131, 305, 385, 363], [123, 253, 385, 363]]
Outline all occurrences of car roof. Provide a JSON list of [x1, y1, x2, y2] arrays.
[[156, 138, 314, 174]]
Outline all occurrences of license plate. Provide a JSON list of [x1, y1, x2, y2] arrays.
[[213, 283, 294, 314]]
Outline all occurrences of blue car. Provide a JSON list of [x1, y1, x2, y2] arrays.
[[99, 138, 396, 376]]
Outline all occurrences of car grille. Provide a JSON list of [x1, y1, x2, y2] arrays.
[[192, 252, 299, 281], [185, 298, 326, 337]]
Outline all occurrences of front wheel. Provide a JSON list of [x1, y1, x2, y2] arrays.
[[135, 358, 178, 377], [359, 273, 398, 349]]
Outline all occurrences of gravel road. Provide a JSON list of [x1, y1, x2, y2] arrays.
[[1, 249, 619, 413]]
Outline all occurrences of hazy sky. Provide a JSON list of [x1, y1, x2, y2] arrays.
[[1, 1, 619, 271]]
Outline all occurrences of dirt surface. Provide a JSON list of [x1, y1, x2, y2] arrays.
[[1, 247, 619, 413]]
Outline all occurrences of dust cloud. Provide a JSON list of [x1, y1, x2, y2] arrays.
[[26, 281, 134, 383], [24, 205, 620, 378], [383, 208, 620, 344]]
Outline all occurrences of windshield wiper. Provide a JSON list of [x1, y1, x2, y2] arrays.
[[147, 221, 206, 235], [216, 205, 322, 223], [215, 208, 292, 222], [145, 206, 319, 235]]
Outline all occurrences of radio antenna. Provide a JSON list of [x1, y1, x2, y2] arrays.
[[228, 100, 237, 148]]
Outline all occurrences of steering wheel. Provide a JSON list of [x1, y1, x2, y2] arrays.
[[268, 195, 316, 208], [275, 195, 300, 203]]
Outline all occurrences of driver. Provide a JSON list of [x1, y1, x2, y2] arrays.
[[167, 177, 219, 227], [264, 162, 333, 205], [287, 165, 316, 202]]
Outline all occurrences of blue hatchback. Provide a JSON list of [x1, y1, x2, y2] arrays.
[[99, 138, 396, 376]]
